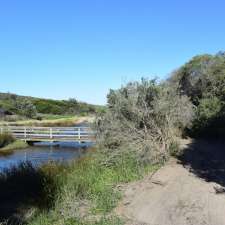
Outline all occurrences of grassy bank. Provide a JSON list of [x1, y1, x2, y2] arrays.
[[28, 151, 160, 225], [0, 132, 28, 156], [0, 140, 28, 155], [0, 150, 160, 225]]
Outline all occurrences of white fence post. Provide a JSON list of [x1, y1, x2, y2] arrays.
[[78, 127, 81, 140], [50, 128, 53, 139], [24, 127, 27, 139]]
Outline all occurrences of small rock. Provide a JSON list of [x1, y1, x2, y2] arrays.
[[124, 201, 131, 206], [214, 186, 225, 194], [151, 180, 167, 186]]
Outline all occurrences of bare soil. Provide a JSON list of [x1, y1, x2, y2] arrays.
[[116, 139, 225, 225]]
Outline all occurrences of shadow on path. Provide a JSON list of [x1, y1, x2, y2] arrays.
[[178, 139, 225, 187]]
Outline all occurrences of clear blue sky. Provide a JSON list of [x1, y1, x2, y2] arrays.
[[0, 0, 224, 105]]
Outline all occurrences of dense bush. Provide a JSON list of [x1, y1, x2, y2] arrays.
[[190, 97, 225, 137], [96, 78, 194, 164], [34, 99, 64, 115], [170, 51, 225, 137]]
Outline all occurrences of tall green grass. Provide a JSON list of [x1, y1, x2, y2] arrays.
[[0, 149, 160, 224], [26, 150, 159, 225], [29, 214, 123, 225]]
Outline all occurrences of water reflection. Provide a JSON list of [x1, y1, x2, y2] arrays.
[[0, 141, 93, 171]]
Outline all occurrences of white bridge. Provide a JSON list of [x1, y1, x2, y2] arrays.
[[0, 126, 95, 143]]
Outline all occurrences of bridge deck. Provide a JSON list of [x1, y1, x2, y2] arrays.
[[0, 126, 95, 142]]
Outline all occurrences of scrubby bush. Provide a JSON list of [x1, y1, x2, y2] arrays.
[[96, 78, 194, 164], [16, 99, 38, 119]]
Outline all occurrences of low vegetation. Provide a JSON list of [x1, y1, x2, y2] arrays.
[[0, 151, 159, 225], [0, 133, 28, 156], [0, 140, 28, 152], [0, 132, 15, 148], [0, 115, 93, 127]]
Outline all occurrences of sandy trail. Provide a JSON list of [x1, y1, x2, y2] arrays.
[[116, 140, 225, 225]]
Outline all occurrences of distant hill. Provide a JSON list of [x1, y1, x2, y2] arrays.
[[0, 92, 104, 119]]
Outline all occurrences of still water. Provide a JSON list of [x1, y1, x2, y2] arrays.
[[0, 142, 93, 171]]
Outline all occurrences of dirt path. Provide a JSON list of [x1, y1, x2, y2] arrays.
[[116, 140, 225, 225]]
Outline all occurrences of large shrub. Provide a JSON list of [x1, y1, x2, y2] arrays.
[[191, 97, 225, 137], [96, 79, 194, 164], [170, 52, 225, 137]]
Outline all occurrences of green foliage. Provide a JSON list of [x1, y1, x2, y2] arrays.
[[29, 215, 123, 225], [34, 99, 65, 115], [63, 217, 123, 225], [0, 140, 28, 156], [0, 94, 38, 118], [57, 152, 152, 215], [0, 132, 15, 148], [170, 51, 225, 137], [197, 97, 223, 121], [33, 98, 99, 115], [0, 92, 102, 118], [190, 97, 225, 137], [17, 99, 38, 118]]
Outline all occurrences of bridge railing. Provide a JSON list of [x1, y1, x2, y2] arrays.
[[0, 126, 95, 142]]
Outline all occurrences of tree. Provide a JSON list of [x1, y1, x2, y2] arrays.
[[169, 51, 225, 137]]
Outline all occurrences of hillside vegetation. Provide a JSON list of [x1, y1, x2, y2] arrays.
[[0, 93, 104, 120]]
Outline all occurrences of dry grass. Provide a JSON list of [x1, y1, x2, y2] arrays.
[[0, 116, 94, 127]]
